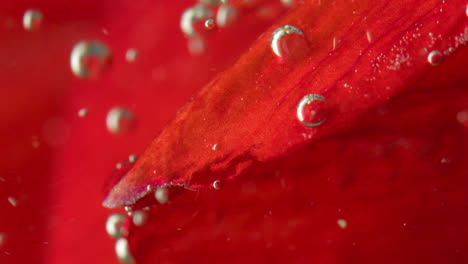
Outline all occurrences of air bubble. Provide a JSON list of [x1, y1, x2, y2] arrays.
[[0, 233, 6, 249], [180, 5, 213, 37], [132, 211, 147, 226], [337, 219, 348, 229], [155, 187, 169, 204], [7, 197, 17, 207], [124, 206, 133, 216], [204, 18, 216, 30], [297, 94, 329, 127], [216, 5, 237, 27], [188, 36, 205, 55], [78, 108, 88, 117], [70, 41, 112, 79], [271, 25, 309, 60], [125, 49, 138, 62], [332, 37, 339, 51], [106, 107, 135, 134], [32, 137, 40, 148], [213, 180, 222, 190], [280, 0, 294, 7], [23, 9, 43, 31], [366, 30, 373, 43], [456, 109, 468, 128], [115, 238, 134, 263], [105, 213, 126, 238], [427, 50, 442, 66], [128, 154, 138, 163]]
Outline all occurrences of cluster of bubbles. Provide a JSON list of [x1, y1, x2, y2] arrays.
[[180, 0, 239, 55], [105, 209, 148, 263], [267, 24, 328, 128]]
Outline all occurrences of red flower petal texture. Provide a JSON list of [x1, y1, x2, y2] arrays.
[[104, 0, 468, 208]]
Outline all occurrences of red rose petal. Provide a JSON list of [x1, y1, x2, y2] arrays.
[[103, 0, 468, 208], [128, 46, 468, 263]]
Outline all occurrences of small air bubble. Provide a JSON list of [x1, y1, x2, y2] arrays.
[[155, 187, 169, 204], [124, 206, 133, 216], [204, 18, 216, 30], [78, 108, 88, 117], [332, 37, 339, 51], [427, 50, 442, 66], [212, 143, 218, 151], [440, 157, 451, 165], [125, 49, 138, 62], [456, 109, 468, 127], [115, 238, 134, 263], [280, 0, 294, 7], [70, 41, 112, 79], [116, 163, 123, 169], [188, 36, 205, 55], [337, 219, 347, 229], [23, 9, 43, 31], [132, 211, 147, 226], [32, 137, 40, 148], [366, 30, 373, 43], [0, 233, 6, 249], [297, 94, 329, 127], [106, 213, 126, 238], [106, 107, 135, 134], [128, 154, 138, 163], [271, 25, 309, 61], [7, 197, 17, 207], [213, 180, 222, 190]]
